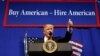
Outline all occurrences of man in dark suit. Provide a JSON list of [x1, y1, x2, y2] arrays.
[[43, 19, 73, 43]]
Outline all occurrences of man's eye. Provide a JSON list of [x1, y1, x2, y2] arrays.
[[46, 28, 52, 30], [47, 29, 49, 30]]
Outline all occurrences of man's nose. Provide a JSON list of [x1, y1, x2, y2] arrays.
[[49, 30, 52, 32]]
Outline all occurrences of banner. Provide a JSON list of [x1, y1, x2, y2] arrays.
[[3, 2, 100, 27]]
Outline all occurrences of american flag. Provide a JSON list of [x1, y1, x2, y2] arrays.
[[69, 40, 83, 56]]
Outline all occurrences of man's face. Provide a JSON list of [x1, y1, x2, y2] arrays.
[[43, 24, 54, 37]]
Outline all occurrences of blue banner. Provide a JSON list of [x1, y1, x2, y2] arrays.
[[5, 2, 98, 27]]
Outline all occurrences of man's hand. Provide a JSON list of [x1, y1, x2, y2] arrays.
[[67, 19, 73, 32], [68, 19, 73, 27]]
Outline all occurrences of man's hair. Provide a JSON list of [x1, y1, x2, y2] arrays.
[[43, 24, 54, 30]]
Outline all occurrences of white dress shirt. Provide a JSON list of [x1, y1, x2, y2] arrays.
[[44, 36, 48, 42]]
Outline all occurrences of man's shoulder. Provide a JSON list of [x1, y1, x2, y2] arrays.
[[53, 36, 62, 38], [53, 36, 63, 42]]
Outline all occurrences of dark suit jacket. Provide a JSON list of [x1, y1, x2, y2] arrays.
[[53, 31, 72, 42], [28, 31, 72, 43]]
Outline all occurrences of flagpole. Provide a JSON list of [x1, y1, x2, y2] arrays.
[[24, 32, 29, 56]]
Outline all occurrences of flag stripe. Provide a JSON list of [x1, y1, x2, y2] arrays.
[[69, 41, 83, 48], [72, 46, 82, 52], [69, 40, 83, 56], [72, 51, 81, 56]]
